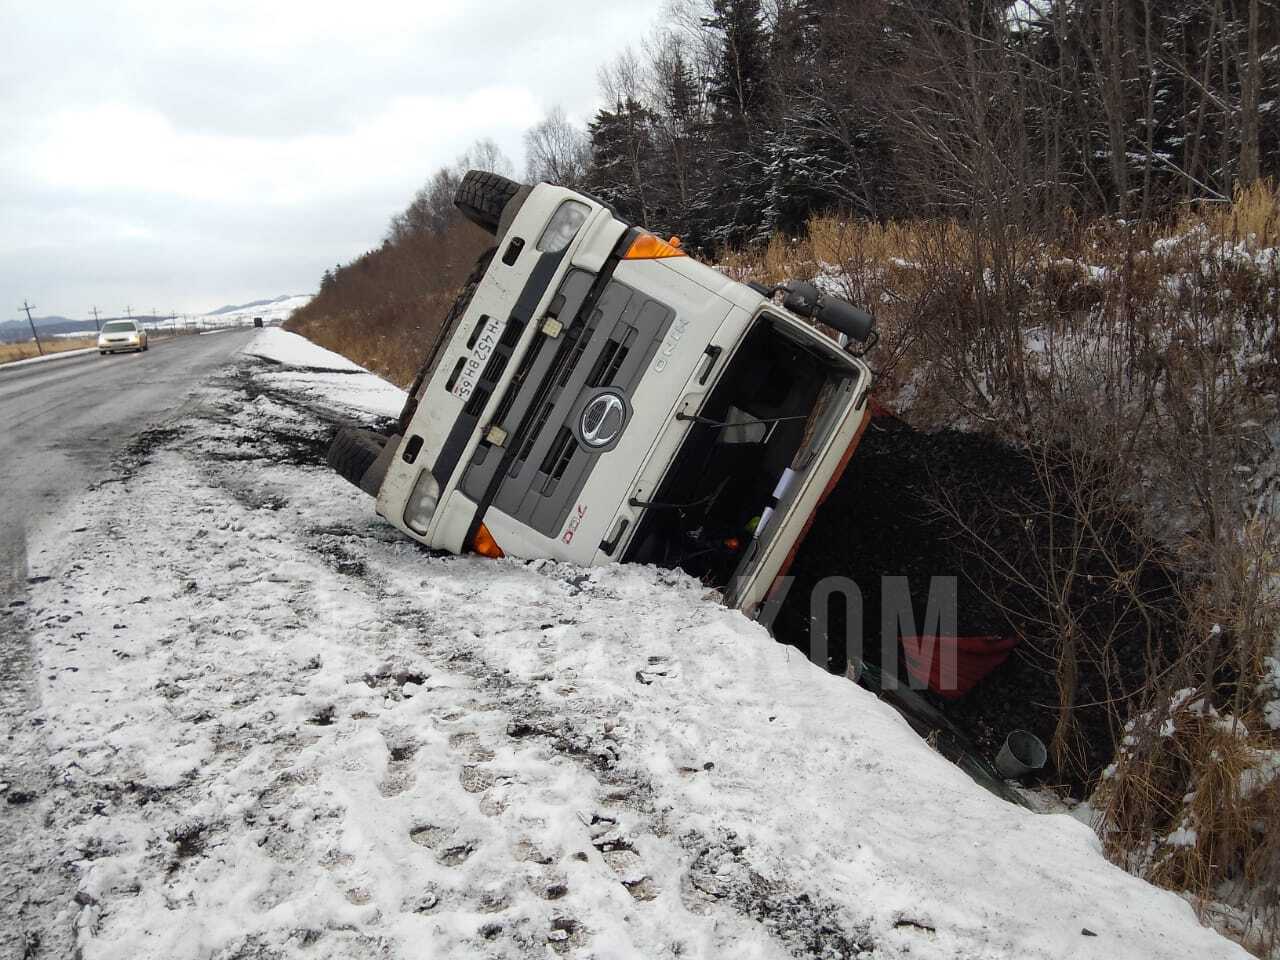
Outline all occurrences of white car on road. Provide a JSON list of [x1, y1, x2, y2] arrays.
[[98, 320, 149, 354]]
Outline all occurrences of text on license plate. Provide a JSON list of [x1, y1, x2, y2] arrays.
[[451, 317, 502, 401]]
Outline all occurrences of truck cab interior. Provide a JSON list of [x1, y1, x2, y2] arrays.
[[623, 315, 857, 588]]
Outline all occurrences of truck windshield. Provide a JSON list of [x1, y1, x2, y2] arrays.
[[623, 315, 856, 587]]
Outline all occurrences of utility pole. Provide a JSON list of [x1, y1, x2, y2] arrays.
[[91, 306, 101, 331], [125, 305, 132, 319], [21, 300, 43, 355]]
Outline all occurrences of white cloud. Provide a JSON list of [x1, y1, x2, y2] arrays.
[[0, 0, 665, 317], [21, 87, 543, 205]]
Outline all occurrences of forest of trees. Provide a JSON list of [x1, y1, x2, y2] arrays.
[[334, 0, 1280, 276], [304, 0, 1279, 392], [536, 0, 1279, 249]]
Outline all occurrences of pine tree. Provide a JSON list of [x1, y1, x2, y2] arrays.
[[703, 0, 772, 130], [692, 0, 776, 246], [587, 99, 658, 226]]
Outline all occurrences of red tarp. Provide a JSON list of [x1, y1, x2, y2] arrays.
[[900, 634, 1021, 699], [867, 397, 896, 420]]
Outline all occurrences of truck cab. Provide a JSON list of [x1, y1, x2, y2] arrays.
[[330, 173, 876, 620]]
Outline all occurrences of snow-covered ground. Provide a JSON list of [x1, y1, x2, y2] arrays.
[[13, 330, 1246, 958], [1, 346, 98, 368]]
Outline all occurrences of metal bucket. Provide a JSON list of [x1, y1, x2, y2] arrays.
[[995, 730, 1047, 779]]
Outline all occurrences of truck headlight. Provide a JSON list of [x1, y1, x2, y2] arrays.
[[402, 470, 440, 535], [536, 200, 589, 253]]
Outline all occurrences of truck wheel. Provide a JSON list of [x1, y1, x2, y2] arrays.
[[327, 427, 385, 491], [397, 247, 496, 433], [454, 170, 522, 235]]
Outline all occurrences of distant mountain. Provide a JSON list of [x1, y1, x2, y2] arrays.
[[0, 316, 98, 343], [1, 295, 311, 343]]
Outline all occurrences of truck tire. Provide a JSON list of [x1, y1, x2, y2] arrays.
[[327, 427, 385, 490], [396, 247, 496, 433], [454, 170, 522, 235]]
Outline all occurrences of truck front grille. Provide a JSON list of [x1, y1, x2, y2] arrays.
[[586, 329, 634, 388], [460, 268, 676, 539]]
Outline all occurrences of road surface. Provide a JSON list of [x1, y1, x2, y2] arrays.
[[0, 329, 254, 958]]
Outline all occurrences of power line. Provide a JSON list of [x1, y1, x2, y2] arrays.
[[20, 300, 43, 356]]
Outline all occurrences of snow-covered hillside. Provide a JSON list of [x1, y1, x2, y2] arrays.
[[196, 294, 312, 328], [122, 296, 314, 335], [13, 331, 1244, 959]]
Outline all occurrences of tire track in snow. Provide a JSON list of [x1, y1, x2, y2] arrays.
[[0, 526, 77, 960]]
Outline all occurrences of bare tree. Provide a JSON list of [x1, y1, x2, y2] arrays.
[[1233, 0, 1263, 186], [387, 139, 515, 243], [459, 137, 514, 178], [646, 29, 710, 216], [523, 107, 591, 187]]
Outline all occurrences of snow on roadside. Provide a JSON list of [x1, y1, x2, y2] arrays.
[[245, 328, 366, 373], [18, 334, 1246, 959], [0, 347, 98, 370], [240, 328, 405, 422]]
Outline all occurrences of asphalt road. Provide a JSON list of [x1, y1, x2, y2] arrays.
[[0, 330, 255, 582], [0, 328, 255, 957]]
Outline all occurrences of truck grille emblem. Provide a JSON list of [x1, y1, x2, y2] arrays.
[[579, 393, 626, 448]]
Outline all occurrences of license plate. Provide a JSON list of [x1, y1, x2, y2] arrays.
[[451, 317, 501, 401]]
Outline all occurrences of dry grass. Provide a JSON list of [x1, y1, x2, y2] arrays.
[[285, 220, 492, 387], [1099, 695, 1280, 953], [1177, 178, 1280, 250], [1091, 515, 1280, 953], [719, 181, 1279, 422], [0, 336, 99, 365]]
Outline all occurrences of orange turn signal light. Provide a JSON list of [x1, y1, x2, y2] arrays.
[[622, 232, 687, 260], [472, 523, 505, 559]]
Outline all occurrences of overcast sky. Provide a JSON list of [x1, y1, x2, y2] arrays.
[[0, 0, 665, 321]]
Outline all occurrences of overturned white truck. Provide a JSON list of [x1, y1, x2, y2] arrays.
[[328, 171, 877, 620]]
